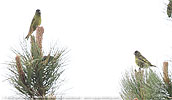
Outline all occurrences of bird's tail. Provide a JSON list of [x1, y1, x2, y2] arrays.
[[25, 27, 33, 40], [25, 34, 29, 40], [151, 65, 156, 67], [25, 31, 32, 40]]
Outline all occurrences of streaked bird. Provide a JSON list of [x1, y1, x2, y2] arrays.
[[25, 9, 41, 39], [42, 55, 54, 62], [167, 1, 172, 17], [134, 50, 156, 68]]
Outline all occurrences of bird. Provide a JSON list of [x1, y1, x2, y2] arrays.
[[42, 55, 54, 62], [42, 54, 54, 65], [25, 9, 41, 39], [134, 50, 156, 68], [167, 1, 172, 17]]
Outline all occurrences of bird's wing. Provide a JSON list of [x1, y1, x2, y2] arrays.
[[30, 17, 35, 27], [28, 16, 37, 34], [138, 55, 152, 65]]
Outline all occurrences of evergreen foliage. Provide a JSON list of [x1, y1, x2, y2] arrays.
[[7, 27, 67, 99], [120, 68, 170, 100]]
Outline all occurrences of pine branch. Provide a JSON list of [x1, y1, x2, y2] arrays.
[[163, 62, 170, 85], [120, 68, 167, 100], [36, 27, 44, 57], [163, 62, 172, 99], [7, 26, 67, 99]]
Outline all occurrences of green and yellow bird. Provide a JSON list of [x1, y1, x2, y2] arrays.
[[134, 50, 156, 68], [25, 9, 41, 39], [167, 1, 172, 17]]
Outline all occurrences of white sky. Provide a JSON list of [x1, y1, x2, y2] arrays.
[[0, 0, 172, 99]]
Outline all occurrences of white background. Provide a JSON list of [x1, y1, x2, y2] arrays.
[[0, 0, 172, 99]]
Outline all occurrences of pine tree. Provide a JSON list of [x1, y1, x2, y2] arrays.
[[120, 62, 172, 100], [7, 27, 67, 99]]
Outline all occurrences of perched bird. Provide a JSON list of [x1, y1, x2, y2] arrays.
[[25, 9, 41, 39], [42, 55, 54, 62], [42, 54, 54, 65], [134, 50, 156, 68], [167, 1, 172, 17]]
